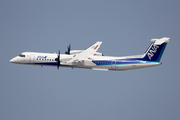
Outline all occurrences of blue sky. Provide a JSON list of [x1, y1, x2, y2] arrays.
[[1, 0, 180, 120]]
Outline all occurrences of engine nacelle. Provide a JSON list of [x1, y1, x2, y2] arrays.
[[65, 50, 104, 56], [68, 50, 82, 55], [94, 52, 104, 56]]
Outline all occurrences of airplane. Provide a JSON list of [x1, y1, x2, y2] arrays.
[[10, 37, 169, 71]]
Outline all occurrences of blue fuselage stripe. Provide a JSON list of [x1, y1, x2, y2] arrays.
[[92, 59, 158, 66], [32, 59, 158, 67]]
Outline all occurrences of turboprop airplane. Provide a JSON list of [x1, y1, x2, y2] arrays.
[[10, 37, 169, 71]]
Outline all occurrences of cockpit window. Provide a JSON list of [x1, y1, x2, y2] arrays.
[[19, 54, 25, 57]]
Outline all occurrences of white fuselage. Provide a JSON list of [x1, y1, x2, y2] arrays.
[[10, 52, 161, 71], [10, 37, 169, 71]]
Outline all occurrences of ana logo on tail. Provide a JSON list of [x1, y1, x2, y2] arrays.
[[148, 44, 159, 60]]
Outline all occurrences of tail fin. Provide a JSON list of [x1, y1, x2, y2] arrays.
[[142, 37, 170, 62]]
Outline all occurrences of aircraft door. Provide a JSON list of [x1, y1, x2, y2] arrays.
[[29, 54, 35, 64], [111, 60, 116, 69]]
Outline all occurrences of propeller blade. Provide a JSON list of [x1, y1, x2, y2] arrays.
[[65, 44, 71, 54], [56, 50, 60, 69]]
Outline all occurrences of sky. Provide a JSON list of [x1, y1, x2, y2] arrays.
[[1, 0, 180, 120]]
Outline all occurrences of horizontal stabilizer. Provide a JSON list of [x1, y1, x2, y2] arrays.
[[151, 37, 170, 45]]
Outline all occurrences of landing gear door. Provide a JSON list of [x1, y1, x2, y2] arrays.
[[111, 60, 116, 70]]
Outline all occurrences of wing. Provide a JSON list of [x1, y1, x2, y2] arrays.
[[66, 41, 102, 64]]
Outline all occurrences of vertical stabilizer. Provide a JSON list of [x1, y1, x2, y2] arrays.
[[142, 37, 169, 62]]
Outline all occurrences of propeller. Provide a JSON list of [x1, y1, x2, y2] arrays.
[[55, 50, 60, 69], [65, 44, 71, 55]]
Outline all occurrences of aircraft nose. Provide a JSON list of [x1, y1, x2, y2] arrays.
[[10, 57, 17, 63]]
